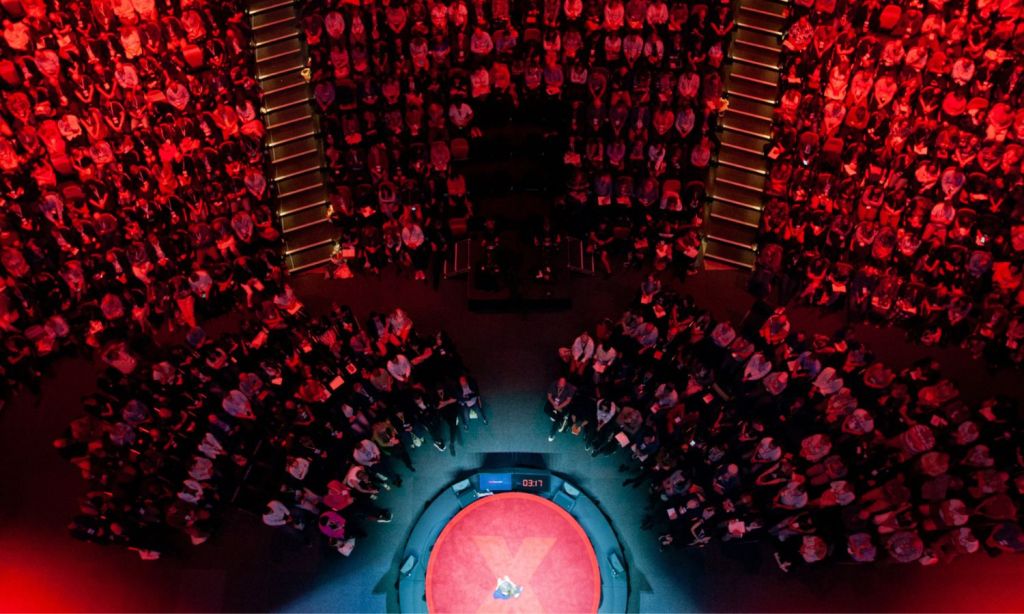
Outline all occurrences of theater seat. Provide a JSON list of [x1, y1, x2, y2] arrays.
[[0, 59, 19, 86], [683, 179, 704, 205], [447, 174, 467, 197], [182, 44, 205, 69], [430, 141, 451, 172], [954, 208, 977, 231], [662, 178, 682, 202], [823, 137, 844, 162], [0, 0, 25, 18], [61, 183, 85, 203], [337, 79, 358, 111], [448, 216, 468, 238], [451, 137, 469, 161], [50, 153, 74, 175], [879, 5, 901, 30], [615, 175, 634, 206]]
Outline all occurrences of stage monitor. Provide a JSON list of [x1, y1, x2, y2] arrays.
[[477, 471, 550, 493], [478, 472, 513, 491]]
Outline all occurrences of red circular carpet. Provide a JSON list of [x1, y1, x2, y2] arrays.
[[426, 492, 601, 613]]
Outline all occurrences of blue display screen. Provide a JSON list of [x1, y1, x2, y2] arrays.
[[477, 472, 550, 493], [478, 473, 513, 491]]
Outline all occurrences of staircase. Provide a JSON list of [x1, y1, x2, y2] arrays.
[[246, 0, 335, 273], [704, 0, 788, 269]]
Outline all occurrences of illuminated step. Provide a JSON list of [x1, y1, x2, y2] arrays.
[[704, 238, 757, 269], [732, 42, 781, 70], [715, 165, 766, 193], [710, 200, 762, 228], [248, 0, 293, 16], [281, 205, 330, 234], [273, 151, 321, 181], [717, 147, 768, 175], [256, 37, 301, 63], [730, 62, 780, 87], [719, 129, 771, 156], [252, 5, 295, 31]]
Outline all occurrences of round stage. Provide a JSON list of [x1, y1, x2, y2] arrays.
[[425, 492, 601, 613], [396, 467, 629, 613]]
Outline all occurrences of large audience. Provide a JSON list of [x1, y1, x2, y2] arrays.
[[55, 303, 483, 558], [0, 0, 278, 398], [755, 0, 1024, 368], [3, 0, 1021, 579], [301, 0, 720, 280], [548, 279, 1024, 566]]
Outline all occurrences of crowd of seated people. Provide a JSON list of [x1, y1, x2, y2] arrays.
[[754, 0, 1024, 367], [300, 0, 725, 280], [0, 0, 277, 398], [55, 302, 485, 559], [547, 279, 1024, 567], [556, 0, 726, 278]]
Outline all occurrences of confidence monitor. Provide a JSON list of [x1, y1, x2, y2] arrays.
[[477, 470, 550, 494]]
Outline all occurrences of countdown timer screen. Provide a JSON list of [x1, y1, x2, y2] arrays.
[[478, 472, 550, 493]]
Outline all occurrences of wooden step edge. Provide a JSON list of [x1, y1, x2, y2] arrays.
[[266, 127, 318, 147], [253, 29, 299, 47], [712, 193, 764, 211], [715, 175, 765, 194], [271, 147, 317, 165], [734, 37, 783, 53], [274, 163, 323, 182], [265, 112, 314, 131], [719, 134, 769, 156], [288, 255, 334, 273], [731, 54, 781, 71], [270, 141, 319, 164], [252, 16, 296, 32], [256, 50, 304, 70], [259, 78, 305, 97], [279, 198, 328, 216], [739, 2, 789, 16], [283, 216, 330, 235], [276, 179, 323, 199], [727, 105, 774, 123], [285, 237, 334, 256], [710, 211, 761, 229], [720, 121, 772, 140], [735, 20, 784, 36], [263, 96, 310, 114], [703, 251, 755, 269], [260, 87, 307, 112], [716, 157, 768, 176], [247, 0, 294, 17], [727, 88, 778, 105], [740, 6, 788, 19], [258, 63, 305, 80], [256, 45, 302, 64], [707, 233, 757, 250], [729, 70, 779, 88]]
